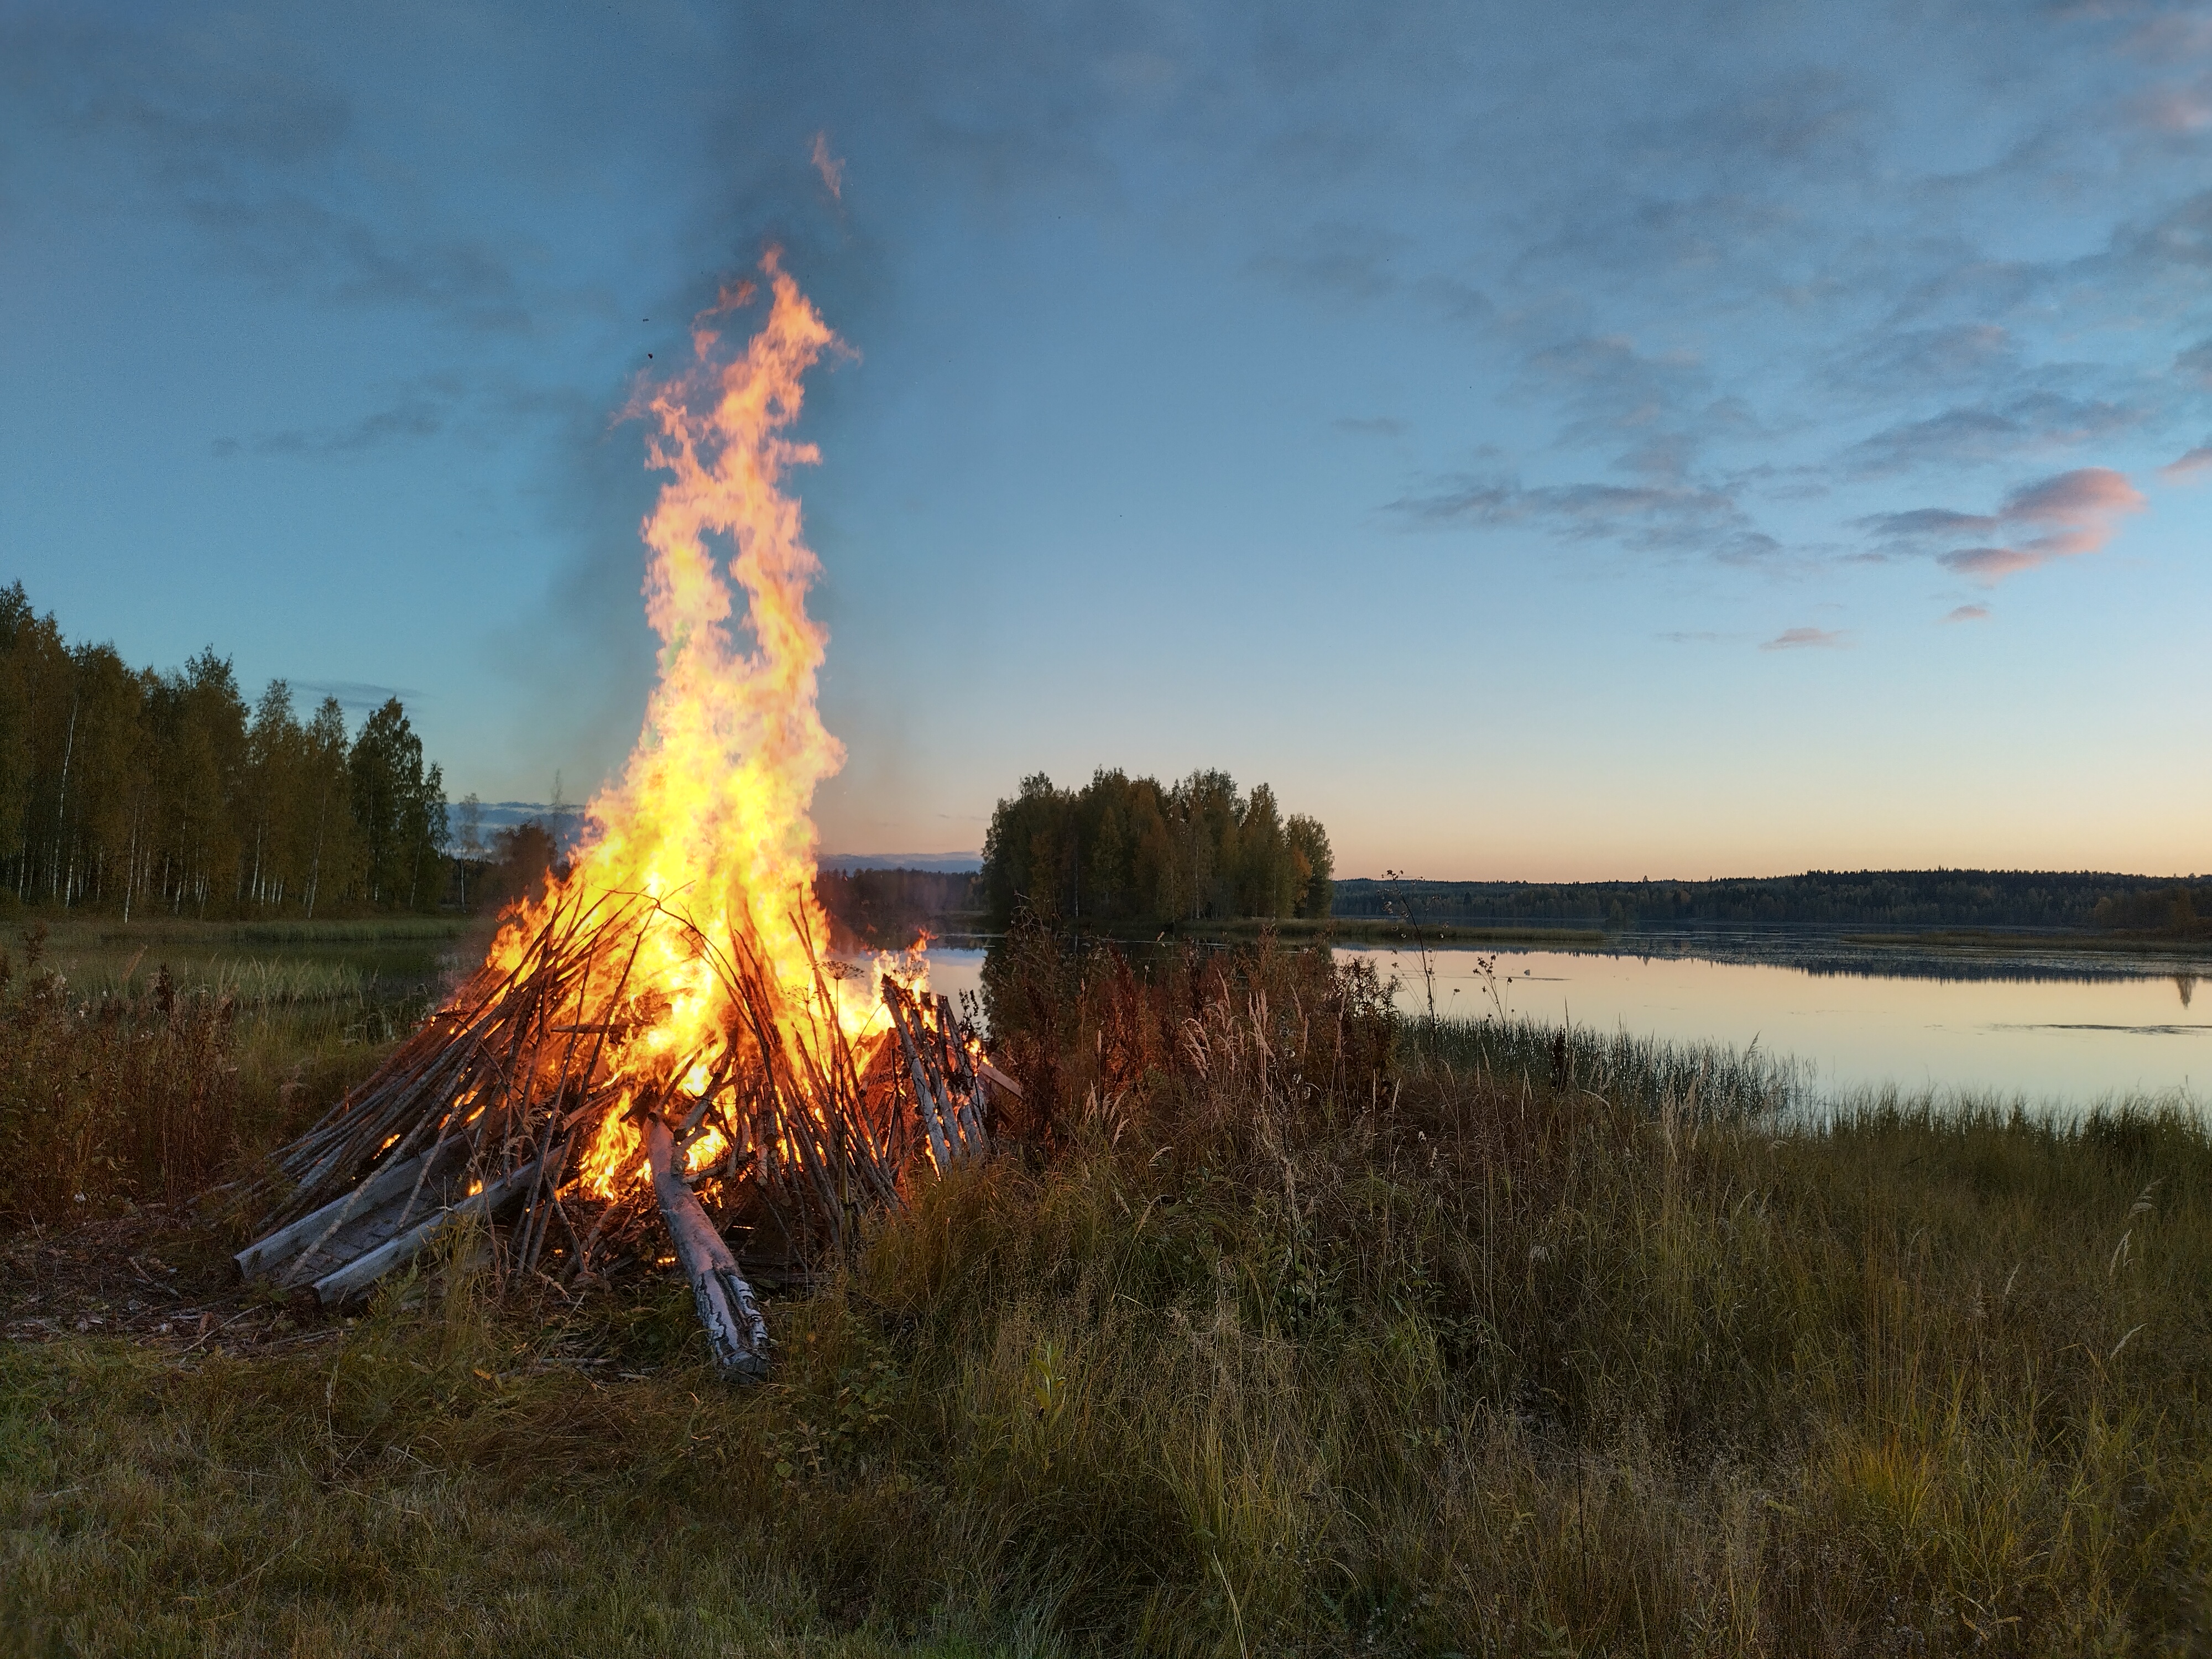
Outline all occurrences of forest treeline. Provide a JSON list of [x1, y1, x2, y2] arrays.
[[0, 583, 452, 917], [980, 769, 1331, 930], [1335, 870, 2212, 935]]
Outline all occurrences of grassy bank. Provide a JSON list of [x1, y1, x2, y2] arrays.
[[6, 932, 2212, 1653]]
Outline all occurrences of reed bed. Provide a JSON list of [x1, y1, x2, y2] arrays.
[[6, 927, 2211, 1654]]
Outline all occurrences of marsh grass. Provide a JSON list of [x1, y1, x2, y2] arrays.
[[0, 919, 460, 1225], [6, 928, 2212, 1653]]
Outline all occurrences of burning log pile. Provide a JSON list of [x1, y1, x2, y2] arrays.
[[233, 249, 1011, 1379], [234, 890, 1003, 1378]]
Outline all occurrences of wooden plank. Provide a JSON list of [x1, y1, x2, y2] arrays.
[[645, 1115, 770, 1381]]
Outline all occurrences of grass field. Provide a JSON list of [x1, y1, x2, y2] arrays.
[[4, 921, 2210, 1655]]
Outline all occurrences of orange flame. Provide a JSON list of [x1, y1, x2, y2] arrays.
[[476, 248, 919, 1199]]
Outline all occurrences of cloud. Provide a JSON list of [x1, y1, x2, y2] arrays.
[[2107, 185, 2212, 279], [2001, 466, 2145, 526], [1642, 70, 1872, 173], [1413, 274, 1492, 324], [810, 131, 844, 200], [1, 18, 534, 332], [2177, 339, 2212, 387], [1, 16, 351, 175], [1516, 188, 1797, 284], [1940, 604, 1990, 624], [1333, 416, 1405, 437], [181, 194, 534, 331], [1842, 393, 2141, 476], [1761, 627, 1846, 650], [1937, 546, 2042, 580], [2132, 74, 2212, 134], [293, 679, 419, 712], [1248, 222, 1407, 300], [1826, 324, 2018, 401], [1495, 330, 1765, 508], [1864, 466, 2147, 585], [1656, 630, 1729, 643], [1522, 333, 1703, 444], [1392, 473, 1778, 563], [214, 384, 457, 458], [2161, 443, 2212, 479], [1857, 507, 1999, 538]]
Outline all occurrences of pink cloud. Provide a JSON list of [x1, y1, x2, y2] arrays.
[[811, 132, 844, 200], [1940, 604, 1990, 624], [1761, 626, 1847, 651], [1935, 466, 2146, 585], [2137, 76, 2212, 134], [2162, 444, 2212, 482], [2000, 465, 2143, 523], [1938, 546, 2041, 580]]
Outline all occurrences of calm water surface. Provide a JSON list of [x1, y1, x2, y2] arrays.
[[924, 940, 2210, 1108]]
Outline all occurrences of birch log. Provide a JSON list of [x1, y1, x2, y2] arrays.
[[235, 1137, 469, 1281], [645, 1115, 770, 1381], [309, 1153, 547, 1306]]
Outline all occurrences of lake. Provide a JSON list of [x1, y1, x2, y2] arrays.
[[921, 935, 2211, 1110]]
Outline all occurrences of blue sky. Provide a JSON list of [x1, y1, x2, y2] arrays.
[[3, 1, 2206, 880]]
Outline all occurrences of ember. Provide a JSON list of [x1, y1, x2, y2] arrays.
[[235, 252, 1009, 1379]]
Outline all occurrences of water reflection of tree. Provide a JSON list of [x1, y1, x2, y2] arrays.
[[2180, 973, 2198, 1009]]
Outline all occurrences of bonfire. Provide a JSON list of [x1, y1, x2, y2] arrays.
[[234, 252, 1006, 1379]]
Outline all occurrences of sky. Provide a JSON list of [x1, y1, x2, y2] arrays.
[[2, 1, 2207, 882]]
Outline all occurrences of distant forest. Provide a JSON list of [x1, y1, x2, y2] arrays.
[[0, 583, 455, 917], [981, 770, 1332, 929], [1335, 870, 2212, 936]]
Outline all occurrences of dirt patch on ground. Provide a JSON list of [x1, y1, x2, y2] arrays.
[[0, 1205, 339, 1359]]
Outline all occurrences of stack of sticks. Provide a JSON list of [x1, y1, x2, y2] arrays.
[[884, 980, 1000, 1170], [231, 886, 1007, 1379]]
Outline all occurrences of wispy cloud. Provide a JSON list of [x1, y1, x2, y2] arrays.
[[1413, 274, 1492, 324], [1940, 604, 1990, 624], [1761, 626, 1847, 650], [1860, 466, 2147, 584], [2161, 443, 2212, 481], [1392, 473, 1779, 563], [810, 131, 844, 200], [2133, 73, 2212, 135], [1843, 393, 2141, 476], [293, 679, 418, 711], [1824, 323, 2017, 401], [182, 194, 534, 331], [3, 17, 538, 333], [1249, 221, 1407, 300], [1333, 415, 1405, 437], [213, 383, 458, 458]]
